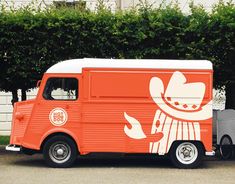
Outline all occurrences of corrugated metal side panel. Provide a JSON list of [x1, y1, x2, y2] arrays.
[[81, 101, 157, 153]]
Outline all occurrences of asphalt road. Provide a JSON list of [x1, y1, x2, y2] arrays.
[[0, 146, 235, 184]]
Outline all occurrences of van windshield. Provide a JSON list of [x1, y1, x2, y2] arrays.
[[43, 78, 78, 100]]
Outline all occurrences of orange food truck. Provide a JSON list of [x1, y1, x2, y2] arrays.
[[6, 59, 214, 168]]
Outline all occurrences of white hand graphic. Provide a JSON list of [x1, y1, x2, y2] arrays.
[[124, 112, 146, 139]]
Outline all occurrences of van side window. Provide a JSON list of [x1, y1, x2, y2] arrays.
[[43, 78, 78, 100]]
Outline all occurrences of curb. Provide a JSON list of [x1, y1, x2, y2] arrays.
[[0, 145, 6, 149], [0, 145, 7, 154]]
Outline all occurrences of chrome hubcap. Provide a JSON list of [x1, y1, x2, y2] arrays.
[[49, 142, 71, 164], [176, 142, 198, 165], [57, 148, 64, 156]]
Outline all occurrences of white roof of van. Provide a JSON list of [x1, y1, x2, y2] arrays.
[[46, 58, 212, 73]]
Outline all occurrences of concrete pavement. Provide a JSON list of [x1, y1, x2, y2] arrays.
[[0, 146, 235, 184]]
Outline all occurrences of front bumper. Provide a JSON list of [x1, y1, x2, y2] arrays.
[[6, 144, 21, 152], [205, 151, 215, 156]]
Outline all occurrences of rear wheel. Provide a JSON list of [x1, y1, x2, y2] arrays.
[[220, 135, 233, 160], [170, 142, 203, 169], [43, 135, 78, 168]]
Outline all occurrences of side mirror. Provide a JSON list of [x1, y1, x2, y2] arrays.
[[37, 80, 41, 88]]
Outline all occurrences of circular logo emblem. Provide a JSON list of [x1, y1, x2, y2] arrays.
[[49, 108, 68, 126]]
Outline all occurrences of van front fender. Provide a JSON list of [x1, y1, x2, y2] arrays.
[[39, 128, 81, 152]]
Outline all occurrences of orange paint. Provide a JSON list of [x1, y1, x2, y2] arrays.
[[8, 60, 213, 160]]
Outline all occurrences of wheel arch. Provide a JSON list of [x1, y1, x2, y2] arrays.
[[40, 130, 80, 153], [169, 140, 206, 154]]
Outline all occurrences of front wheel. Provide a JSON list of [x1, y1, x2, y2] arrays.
[[170, 142, 203, 169], [43, 135, 78, 168]]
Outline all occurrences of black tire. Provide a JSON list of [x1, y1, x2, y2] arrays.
[[219, 135, 233, 160], [170, 142, 204, 169], [43, 135, 78, 168]]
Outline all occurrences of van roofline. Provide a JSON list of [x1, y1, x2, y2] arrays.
[[46, 58, 213, 73]]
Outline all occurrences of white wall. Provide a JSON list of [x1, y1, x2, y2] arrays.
[[1, 0, 118, 12], [120, 0, 234, 13], [1, 0, 234, 13], [0, 91, 13, 135], [213, 89, 225, 110]]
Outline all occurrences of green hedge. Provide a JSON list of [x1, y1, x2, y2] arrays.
[[0, 2, 234, 105], [0, 136, 10, 145]]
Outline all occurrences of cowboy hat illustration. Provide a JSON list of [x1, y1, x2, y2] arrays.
[[149, 71, 212, 121]]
